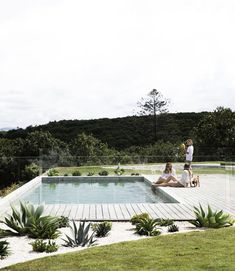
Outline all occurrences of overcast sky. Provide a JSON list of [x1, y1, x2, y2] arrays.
[[0, 0, 235, 128]]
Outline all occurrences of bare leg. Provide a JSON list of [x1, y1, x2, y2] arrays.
[[154, 177, 167, 184], [153, 175, 178, 186], [154, 182, 184, 188]]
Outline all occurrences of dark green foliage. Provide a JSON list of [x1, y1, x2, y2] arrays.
[[190, 204, 234, 228], [22, 163, 40, 181], [193, 107, 235, 161], [0, 202, 60, 239], [130, 213, 150, 225], [135, 218, 161, 236], [63, 220, 96, 247], [27, 216, 60, 239], [45, 240, 59, 253], [168, 224, 179, 232], [72, 170, 81, 176], [31, 239, 59, 253], [92, 221, 112, 237], [57, 216, 70, 228], [114, 167, 125, 176], [0, 202, 45, 236], [30, 239, 47, 252], [47, 168, 59, 176], [131, 173, 140, 176], [87, 172, 95, 176], [98, 170, 108, 176], [0, 240, 10, 259], [4, 113, 207, 149], [156, 218, 174, 227]]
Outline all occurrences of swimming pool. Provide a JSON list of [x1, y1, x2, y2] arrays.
[[21, 176, 177, 204]]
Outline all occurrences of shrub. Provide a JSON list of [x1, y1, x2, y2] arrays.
[[168, 224, 179, 232], [63, 220, 96, 247], [64, 173, 69, 176], [92, 221, 112, 237], [156, 218, 174, 227], [131, 173, 140, 176], [23, 163, 40, 181], [45, 240, 59, 253], [31, 239, 47, 252], [135, 218, 161, 236], [130, 213, 150, 225], [31, 239, 59, 253], [114, 167, 125, 176], [0, 182, 22, 197], [87, 172, 95, 176], [98, 170, 109, 176], [0, 240, 10, 259], [72, 170, 82, 176], [47, 168, 59, 176], [58, 216, 70, 228], [190, 204, 234, 228]]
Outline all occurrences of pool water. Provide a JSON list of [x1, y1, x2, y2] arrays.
[[21, 177, 177, 204]]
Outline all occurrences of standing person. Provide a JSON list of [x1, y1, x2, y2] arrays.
[[185, 139, 194, 165]]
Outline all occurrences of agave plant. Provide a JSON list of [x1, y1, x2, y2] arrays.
[[0, 202, 44, 236], [190, 204, 234, 228], [92, 221, 112, 237], [63, 220, 96, 247], [0, 202, 60, 239], [135, 218, 161, 236], [27, 216, 60, 239], [0, 240, 10, 259]]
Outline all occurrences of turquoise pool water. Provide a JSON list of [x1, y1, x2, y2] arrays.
[[21, 177, 177, 204]]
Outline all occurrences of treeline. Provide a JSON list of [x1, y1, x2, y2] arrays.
[[2, 112, 207, 149], [0, 107, 235, 189]]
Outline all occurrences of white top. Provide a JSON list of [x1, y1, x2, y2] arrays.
[[179, 170, 190, 187], [160, 168, 176, 179], [186, 145, 194, 162]]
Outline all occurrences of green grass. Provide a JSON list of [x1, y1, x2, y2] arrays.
[[52, 166, 158, 176], [52, 165, 234, 176], [2, 227, 235, 271]]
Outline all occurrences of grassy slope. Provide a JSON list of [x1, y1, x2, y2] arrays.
[[2, 227, 235, 271]]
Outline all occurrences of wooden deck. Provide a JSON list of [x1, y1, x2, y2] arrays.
[[39, 202, 194, 221], [0, 174, 234, 221]]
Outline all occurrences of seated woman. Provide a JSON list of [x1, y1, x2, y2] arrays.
[[153, 163, 191, 188], [154, 162, 176, 184]]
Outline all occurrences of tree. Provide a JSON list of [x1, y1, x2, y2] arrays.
[[70, 133, 111, 165], [193, 107, 235, 160], [137, 89, 169, 141]]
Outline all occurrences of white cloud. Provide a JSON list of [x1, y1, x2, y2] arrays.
[[0, 0, 235, 127]]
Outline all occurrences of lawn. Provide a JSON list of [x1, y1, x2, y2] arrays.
[[52, 166, 159, 176], [52, 164, 234, 176], [2, 227, 235, 271]]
